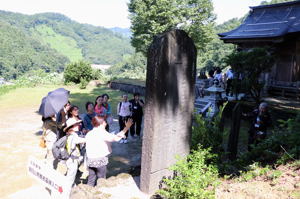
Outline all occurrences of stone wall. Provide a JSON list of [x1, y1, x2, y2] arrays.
[[110, 82, 146, 96]]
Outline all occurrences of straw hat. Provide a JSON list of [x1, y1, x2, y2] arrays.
[[64, 118, 82, 132]]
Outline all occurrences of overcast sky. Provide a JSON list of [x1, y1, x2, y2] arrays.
[[0, 0, 266, 28]]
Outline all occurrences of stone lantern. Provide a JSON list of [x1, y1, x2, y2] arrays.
[[206, 79, 224, 118]]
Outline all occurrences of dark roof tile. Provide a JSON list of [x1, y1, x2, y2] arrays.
[[219, 1, 300, 41]]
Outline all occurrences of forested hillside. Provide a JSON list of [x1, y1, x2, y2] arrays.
[[0, 11, 133, 79]]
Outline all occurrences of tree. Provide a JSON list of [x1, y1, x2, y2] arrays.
[[64, 60, 93, 84], [128, 0, 215, 55], [106, 52, 147, 80], [225, 48, 274, 104]]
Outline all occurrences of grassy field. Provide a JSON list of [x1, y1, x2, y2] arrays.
[[0, 85, 123, 116]]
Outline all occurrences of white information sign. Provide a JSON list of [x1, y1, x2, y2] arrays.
[[27, 156, 70, 199]]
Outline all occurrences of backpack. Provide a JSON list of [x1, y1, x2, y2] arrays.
[[52, 135, 70, 160]]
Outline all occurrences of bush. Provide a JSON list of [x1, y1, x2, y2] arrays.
[[64, 60, 93, 84], [0, 70, 64, 96], [15, 69, 63, 87], [192, 104, 226, 153], [92, 69, 103, 80], [79, 78, 88, 89], [106, 53, 146, 80], [234, 113, 300, 168], [158, 146, 219, 199]]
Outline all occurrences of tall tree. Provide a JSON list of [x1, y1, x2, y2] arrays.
[[225, 48, 274, 104], [128, 0, 215, 55]]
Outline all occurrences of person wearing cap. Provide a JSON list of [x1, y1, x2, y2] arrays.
[[243, 102, 272, 151], [64, 118, 86, 188], [117, 94, 132, 144], [85, 116, 133, 186]]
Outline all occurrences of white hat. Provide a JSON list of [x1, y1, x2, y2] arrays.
[[64, 118, 82, 132]]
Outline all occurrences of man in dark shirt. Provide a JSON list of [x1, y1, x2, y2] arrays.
[[129, 93, 144, 139]]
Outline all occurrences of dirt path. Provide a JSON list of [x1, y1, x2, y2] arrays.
[[0, 106, 44, 198], [0, 104, 143, 198]]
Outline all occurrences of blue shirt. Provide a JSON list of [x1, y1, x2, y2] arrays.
[[83, 112, 96, 131]]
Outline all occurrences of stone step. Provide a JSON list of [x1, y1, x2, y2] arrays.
[[195, 104, 205, 110], [195, 100, 209, 106], [194, 99, 210, 113]]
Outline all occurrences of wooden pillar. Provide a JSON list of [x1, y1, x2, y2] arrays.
[[227, 103, 242, 160]]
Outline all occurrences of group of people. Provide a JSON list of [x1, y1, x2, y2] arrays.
[[198, 67, 235, 97], [41, 92, 144, 192]]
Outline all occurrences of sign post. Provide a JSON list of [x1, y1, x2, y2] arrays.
[[27, 156, 70, 199]]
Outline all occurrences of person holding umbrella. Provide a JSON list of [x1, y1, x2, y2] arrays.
[[42, 115, 59, 169], [38, 88, 70, 168], [39, 88, 70, 118]]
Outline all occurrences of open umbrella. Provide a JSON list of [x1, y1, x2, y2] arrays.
[[38, 88, 70, 118]]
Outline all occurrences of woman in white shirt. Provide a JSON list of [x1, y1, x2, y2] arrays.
[[117, 94, 132, 143], [85, 116, 133, 186]]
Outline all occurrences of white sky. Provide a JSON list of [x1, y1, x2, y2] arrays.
[[0, 0, 268, 28]]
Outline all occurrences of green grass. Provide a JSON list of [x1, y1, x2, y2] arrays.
[[0, 84, 18, 96], [32, 25, 83, 62], [0, 85, 123, 116]]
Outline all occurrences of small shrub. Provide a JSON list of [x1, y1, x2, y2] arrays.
[[268, 170, 282, 180], [64, 60, 93, 84], [158, 146, 219, 199], [79, 78, 88, 89], [92, 69, 103, 80], [238, 163, 270, 182], [192, 103, 226, 153]]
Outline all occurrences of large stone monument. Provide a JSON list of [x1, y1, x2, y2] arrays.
[[140, 29, 197, 194]]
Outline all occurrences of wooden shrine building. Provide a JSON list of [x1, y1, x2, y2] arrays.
[[219, 1, 300, 98]]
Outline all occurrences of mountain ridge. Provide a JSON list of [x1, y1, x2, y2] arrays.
[[0, 10, 133, 79]]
